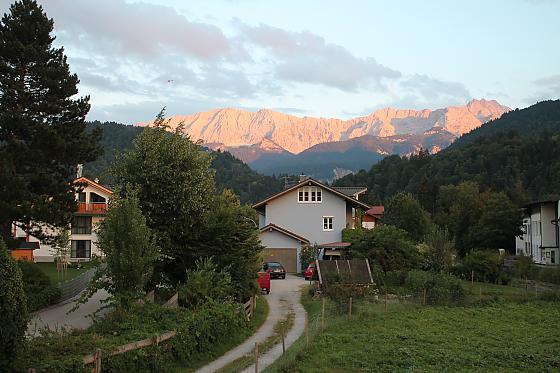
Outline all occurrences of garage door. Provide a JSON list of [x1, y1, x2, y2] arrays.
[[263, 248, 297, 273]]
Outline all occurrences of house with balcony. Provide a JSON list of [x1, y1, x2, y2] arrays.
[[515, 199, 559, 265], [12, 176, 112, 262], [253, 177, 371, 272]]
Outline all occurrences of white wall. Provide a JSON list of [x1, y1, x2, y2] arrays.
[[264, 186, 347, 245], [259, 229, 302, 272]]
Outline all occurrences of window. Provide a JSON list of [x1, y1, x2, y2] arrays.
[[78, 192, 86, 203], [71, 240, 91, 258], [90, 192, 106, 203], [323, 217, 333, 231], [298, 187, 322, 203], [72, 216, 92, 234]]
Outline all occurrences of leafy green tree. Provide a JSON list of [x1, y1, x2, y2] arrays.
[[434, 182, 482, 256], [383, 192, 431, 241], [197, 190, 263, 300], [0, 0, 101, 244], [85, 190, 159, 310], [112, 110, 214, 285], [420, 226, 455, 272], [351, 225, 419, 274], [0, 238, 28, 371], [475, 191, 523, 251]]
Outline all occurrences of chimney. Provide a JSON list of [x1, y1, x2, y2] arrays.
[[299, 173, 307, 182], [94, 178, 99, 184], [76, 164, 83, 178]]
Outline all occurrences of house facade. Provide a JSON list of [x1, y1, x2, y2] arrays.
[[253, 177, 371, 272], [12, 177, 112, 262], [515, 200, 559, 265]]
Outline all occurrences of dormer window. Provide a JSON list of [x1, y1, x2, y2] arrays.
[[298, 187, 322, 203]]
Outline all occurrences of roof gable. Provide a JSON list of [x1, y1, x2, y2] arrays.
[[253, 178, 371, 210], [260, 223, 310, 244], [75, 177, 113, 196]]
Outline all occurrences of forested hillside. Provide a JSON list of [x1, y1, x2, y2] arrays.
[[334, 100, 560, 209], [83, 122, 284, 204]]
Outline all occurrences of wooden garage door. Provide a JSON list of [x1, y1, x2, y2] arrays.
[[263, 248, 297, 273]]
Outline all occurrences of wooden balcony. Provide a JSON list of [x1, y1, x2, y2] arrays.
[[77, 203, 107, 215]]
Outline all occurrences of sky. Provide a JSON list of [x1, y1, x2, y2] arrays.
[[1, 0, 559, 124]]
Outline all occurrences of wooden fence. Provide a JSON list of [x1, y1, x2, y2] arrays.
[[83, 331, 177, 372], [244, 296, 255, 320]]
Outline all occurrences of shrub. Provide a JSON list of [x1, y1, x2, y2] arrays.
[[457, 250, 502, 283], [0, 239, 28, 372], [536, 267, 560, 284], [178, 258, 233, 309], [17, 260, 61, 311], [405, 270, 465, 304], [24, 302, 249, 372]]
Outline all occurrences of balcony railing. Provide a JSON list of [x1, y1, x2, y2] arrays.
[[77, 203, 107, 214]]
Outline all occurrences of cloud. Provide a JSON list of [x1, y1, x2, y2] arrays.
[[42, 0, 235, 61], [526, 74, 560, 103], [237, 22, 400, 91]]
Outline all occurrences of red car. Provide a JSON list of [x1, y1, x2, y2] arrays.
[[257, 271, 271, 294], [304, 262, 316, 280]]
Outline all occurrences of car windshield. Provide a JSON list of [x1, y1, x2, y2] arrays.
[[265, 262, 282, 268]]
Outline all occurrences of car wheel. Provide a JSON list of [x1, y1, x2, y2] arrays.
[[282, 274, 286, 279], [266, 289, 270, 294]]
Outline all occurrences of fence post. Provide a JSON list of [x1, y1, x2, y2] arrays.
[[254, 342, 259, 373], [348, 297, 353, 318], [94, 348, 102, 373], [281, 322, 286, 354], [305, 320, 309, 347], [471, 270, 474, 284], [384, 290, 387, 312], [321, 298, 325, 331]]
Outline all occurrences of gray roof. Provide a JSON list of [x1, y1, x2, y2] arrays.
[[330, 186, 367, 198]]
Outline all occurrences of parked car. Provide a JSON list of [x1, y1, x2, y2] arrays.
[[263, 261, 286, 279], [304, 262, 316, 281], [257, 271, 271, 294]]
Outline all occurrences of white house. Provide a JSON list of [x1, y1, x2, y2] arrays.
[[253, 177, 371, 272], [12, 177, 113, 262], [515, 200, 559, 265]]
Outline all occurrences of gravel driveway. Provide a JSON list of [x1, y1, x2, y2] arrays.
[[196, 274, 307, 373]]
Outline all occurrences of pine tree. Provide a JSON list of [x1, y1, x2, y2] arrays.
[[0, 238, 28, 371], [0, 0, 102, 244]]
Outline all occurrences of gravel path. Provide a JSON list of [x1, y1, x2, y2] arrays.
[[196, 274, 307, 373], [27, 289, 110, 337]]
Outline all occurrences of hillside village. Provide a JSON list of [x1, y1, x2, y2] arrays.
[[1, 1, 560, 372]]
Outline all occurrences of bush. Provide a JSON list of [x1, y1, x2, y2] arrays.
[[405, 270, 465, 304], [535, 267, 560, 284], [178, 258, 232, 309], [456, 250, 502, 283], [0, 240, 28, 372], [24, 301, 249, 372], [17, 260, 61, 311]]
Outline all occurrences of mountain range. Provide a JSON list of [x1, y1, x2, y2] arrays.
[[140, 99, 510, 179]]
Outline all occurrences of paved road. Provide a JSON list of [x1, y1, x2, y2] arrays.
[[27, 289, 110, 337], [196, 274, 307, 373]]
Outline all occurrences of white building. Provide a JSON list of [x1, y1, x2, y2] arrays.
[[12, 177, 112, 262], [515, 200, 559, 265]]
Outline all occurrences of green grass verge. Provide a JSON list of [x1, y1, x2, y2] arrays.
[[267, 284, 560, 372], [217, 311, 294, 373], [35, 261, 96, 285]]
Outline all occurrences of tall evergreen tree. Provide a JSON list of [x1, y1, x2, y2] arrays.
[[0, 0, 101, 244]]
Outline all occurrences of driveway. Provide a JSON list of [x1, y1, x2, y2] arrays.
[[27, 289, 110, 337], [196, 274, 307, 373]]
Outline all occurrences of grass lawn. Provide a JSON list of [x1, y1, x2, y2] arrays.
[[267, 284, 560, 373], [35, 261, 96, 285]]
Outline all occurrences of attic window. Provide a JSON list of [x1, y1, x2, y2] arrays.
[[298, 187, 322, 203]]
